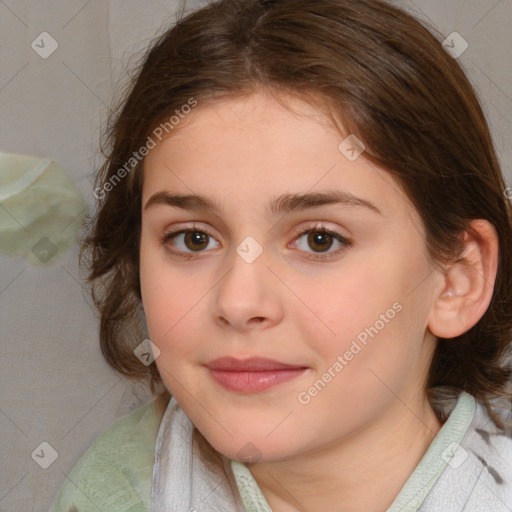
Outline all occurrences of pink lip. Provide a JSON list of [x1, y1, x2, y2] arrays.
[[206, 356, 305, 371], [205, 357, 308, 393]]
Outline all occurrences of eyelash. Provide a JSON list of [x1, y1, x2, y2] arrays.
[[160, 222, 352, 261]]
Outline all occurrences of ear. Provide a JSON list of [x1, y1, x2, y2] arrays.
[[428, 219, 499, 339]]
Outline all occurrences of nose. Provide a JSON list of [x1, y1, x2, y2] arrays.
[[212, 240, 284, 332]]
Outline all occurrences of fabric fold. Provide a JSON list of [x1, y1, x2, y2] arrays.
[[151, 392, 512, 512], [150, 397, 246, 512]]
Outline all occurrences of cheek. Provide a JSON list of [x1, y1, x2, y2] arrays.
[[141, 276, 197, 353], [140, 263, 201, 395], [139, 241, 192, 351], [312, 261, 397, 338], [310, 246, 428, 374], [279, 268, 401, 395], [139, 242, 224, 379]]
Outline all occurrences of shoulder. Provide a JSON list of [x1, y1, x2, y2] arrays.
[[468, 400, 512, 492], [428, 396, 512, 511], [50, 398, 164, 512]]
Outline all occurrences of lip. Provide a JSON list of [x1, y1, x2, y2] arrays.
[[206, 356, 306, 371], [205, 357, 308, 393]]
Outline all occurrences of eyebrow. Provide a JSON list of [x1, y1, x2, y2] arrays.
[[144, 190, 383, 217]]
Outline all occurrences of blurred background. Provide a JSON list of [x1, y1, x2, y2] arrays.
[[0, 0, 511, 510]]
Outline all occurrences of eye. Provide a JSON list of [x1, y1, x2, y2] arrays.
[[161, 225, 220, 257], [160, 223, 352, 261], [291, 224, 352, 260]]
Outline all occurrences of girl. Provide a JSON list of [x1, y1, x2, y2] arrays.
[[51, 0, 512, 511]]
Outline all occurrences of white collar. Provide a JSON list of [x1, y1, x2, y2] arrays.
[[150, 396, 245, 511]]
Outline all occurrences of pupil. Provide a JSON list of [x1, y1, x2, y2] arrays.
[[186, 231, 208, 250], [309, 231, 332, 252]]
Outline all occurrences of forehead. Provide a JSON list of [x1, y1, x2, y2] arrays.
[[142, 91, 417, 224]]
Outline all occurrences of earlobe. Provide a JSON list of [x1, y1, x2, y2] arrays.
[[428, 219, 499, 339]]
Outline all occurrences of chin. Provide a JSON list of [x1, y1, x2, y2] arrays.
[[206, 431, 302, 464]]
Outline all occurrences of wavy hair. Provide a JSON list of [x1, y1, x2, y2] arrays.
[[80, 0, 512, 466]]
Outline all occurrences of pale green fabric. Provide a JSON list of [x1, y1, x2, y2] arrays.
[[387, 392, 475, 511], [50, 392, 478, 512], [0, 152, 87, 266], [50, 400, 162, 512]]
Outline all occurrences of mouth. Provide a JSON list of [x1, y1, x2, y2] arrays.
[[205, 356, 309, 393]]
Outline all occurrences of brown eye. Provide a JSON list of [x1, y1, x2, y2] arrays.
[[162, 229, 220, 254], [183, 231, 209, 251], [293, 227, 352, 260], [307, 231, 334, 252]]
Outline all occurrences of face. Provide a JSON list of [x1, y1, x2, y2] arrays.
[[140, 90, 441, 463]]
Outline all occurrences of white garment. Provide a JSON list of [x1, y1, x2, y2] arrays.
[[150, 398, 245, 512], [150, 393, 512, 511]]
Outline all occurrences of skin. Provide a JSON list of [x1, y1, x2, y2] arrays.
[[139, 89, 498, 512]]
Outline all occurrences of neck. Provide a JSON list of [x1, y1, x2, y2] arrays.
[[246, 395, 442, 512]]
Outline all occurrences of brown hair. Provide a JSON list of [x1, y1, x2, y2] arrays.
[[81, 0, 512, 466]]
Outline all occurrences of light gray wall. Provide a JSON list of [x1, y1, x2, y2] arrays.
[[1, 1, 510, 510], [396, 0, 512, 180]]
